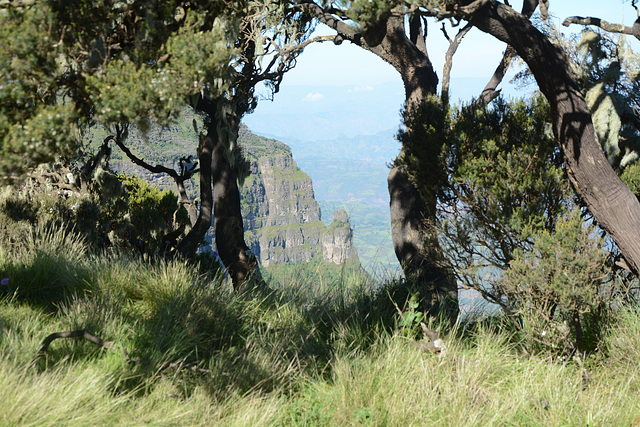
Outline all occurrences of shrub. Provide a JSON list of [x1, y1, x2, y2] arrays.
[[496, 208, 613, 355]]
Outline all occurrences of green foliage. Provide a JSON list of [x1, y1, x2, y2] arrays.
[[402, 95, 567, 276], [453, 96, 565, 244], [107, 174, 188, 252], [87, 10, 238, 129], [496, 208, 613, 355], [396, 292, 423, 331], [0, 5, 81, 180], [400, 94, 626, 356], [398, 94, 449, 210], [621, 160, 640, 195], [1, 0, 313, 185], [0, 157, 186, 256]]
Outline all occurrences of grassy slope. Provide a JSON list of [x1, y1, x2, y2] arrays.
[[1, 229, 640, 426]]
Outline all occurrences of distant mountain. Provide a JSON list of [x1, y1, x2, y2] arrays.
[[99, 118, 367, 280], [237, 125, 361, 270], [244, 82, 405, 141], [243, 77, 521, 142], [277, 128, 400, 164]]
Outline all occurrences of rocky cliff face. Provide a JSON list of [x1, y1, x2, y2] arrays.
[[106, 119, 360, 270], [239, 125, 359, 268], [322, 209, 358, 264]]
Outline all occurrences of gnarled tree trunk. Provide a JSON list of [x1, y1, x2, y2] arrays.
[[373, 13, 458, 320], [211, 130, 264, 294], [301, 2, 459, 320], [175, 99, 263, 293], [464, 1, 640, 275]]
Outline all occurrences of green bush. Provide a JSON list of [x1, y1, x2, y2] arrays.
[[106, 174, 189, 253], [496, 208, 613, 355], [0, 164, 188, 256]]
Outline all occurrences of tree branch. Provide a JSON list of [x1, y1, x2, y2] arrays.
[[296, 1, 362, 46], [108, 128, 180, 181], [473, 46, 515, 106], [38, 329, 131, 361], [473, 0, 538, 107], [441, 22, 473, 100], [563, 16, 640, 41]]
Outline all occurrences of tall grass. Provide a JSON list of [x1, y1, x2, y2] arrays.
[[1, 227, 640, 425]]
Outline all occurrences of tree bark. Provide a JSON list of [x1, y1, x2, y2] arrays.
[[175, 132, 214, 256], [379, 15, 459, 320], [464, 1, 640, 275], [211, 132, 264, 294]]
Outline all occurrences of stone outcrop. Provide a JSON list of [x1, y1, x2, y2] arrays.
[[322, 209, 357, 264], [239, 125, 360, 268]]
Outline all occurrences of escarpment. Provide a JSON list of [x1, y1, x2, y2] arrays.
[[239, 124, 360, 268], [105, 119, 362, 272]]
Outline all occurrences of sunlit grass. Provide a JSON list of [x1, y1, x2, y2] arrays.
[[1, 229, 640, 425]]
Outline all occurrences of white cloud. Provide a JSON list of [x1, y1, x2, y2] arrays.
[[353, 85, 374, 92], [302, 92, 324, 102]]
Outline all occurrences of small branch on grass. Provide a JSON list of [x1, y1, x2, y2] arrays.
[[38, 330, 212, 375], [160, 361, 211, 375], [38, 329, 132, 362]]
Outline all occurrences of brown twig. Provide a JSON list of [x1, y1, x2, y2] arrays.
[[441, 22, 473, 100]]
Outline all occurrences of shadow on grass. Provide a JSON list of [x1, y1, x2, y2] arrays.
[[4, 245, 487, 401]]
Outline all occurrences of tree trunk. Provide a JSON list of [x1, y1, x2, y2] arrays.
[[295, 2, 459, 319], [211, 133, 264, 294], [465, 1, 640, 275], [377, 15, 458, 320], [175, 132, 213, 256]]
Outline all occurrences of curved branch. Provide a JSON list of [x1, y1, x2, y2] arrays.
[[463, 0, 640, 276], [563, 16, 640, 41], [473, 45, 515, 106], [110, 135, 180, 180], [297, 1, 362, 45], [475, 0, 538, 106], [38, 329, 131, 361]]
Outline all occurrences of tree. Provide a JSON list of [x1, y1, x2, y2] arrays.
[[304, 0, 640, 280], [1, 0, 323, 292], [295, 0, 542, 321], [397, 7, 640, 350], [438, 0, 640, 276], [401, 94, 567, 280]]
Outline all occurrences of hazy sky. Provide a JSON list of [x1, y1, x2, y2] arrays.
[[279, 1, 639, 87]]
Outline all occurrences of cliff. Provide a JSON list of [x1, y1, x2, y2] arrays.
[[238, 124, 360, 268], [105, 119, 361, 271]]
